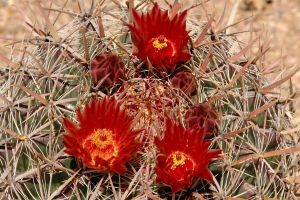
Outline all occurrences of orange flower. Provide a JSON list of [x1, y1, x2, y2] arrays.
[[155, 118, 220, 192], [129, 3, 191, 71], [63, 97, 140, 173]]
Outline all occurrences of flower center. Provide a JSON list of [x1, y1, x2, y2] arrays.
[[91, 128, 113, 149], [83, 128, 119, 165], [152, 35, 168, 50], [165, 151, 196, 181], [171, 152, 187, 170]]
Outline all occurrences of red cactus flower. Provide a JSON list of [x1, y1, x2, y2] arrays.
[[171, 71, 196, 95], [90, 52, 125, 87], [63, 97, 140, 174], [185, 103, 219, 136], [155, 117, 220, 193], [129, 3, 191, 71]]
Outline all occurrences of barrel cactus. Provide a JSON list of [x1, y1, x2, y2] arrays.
[[0, 1, 299, 199]]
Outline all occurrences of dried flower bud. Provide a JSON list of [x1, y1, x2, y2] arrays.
[[171, 71, 196, 96], [90, 52, 125, 87], [185, 103, 219, 136]]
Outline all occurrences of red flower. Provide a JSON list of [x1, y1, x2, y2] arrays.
[[90, 52, 125, 87], [63, 97, 140, 174], [185, 103, 219, 136], [129, 3, 191, 71], [155, 117, 220, 193], [171, 71, 196, 95]]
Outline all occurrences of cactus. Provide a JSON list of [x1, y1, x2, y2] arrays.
[[0, 1, 299, 199]]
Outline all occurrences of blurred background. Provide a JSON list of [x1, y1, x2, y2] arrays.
[[0, 0, 299, 123]]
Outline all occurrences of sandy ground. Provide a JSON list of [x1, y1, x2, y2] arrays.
[[0, 0, 299, 123]]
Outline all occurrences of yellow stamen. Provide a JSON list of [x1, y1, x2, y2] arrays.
[[91, 129, 113, 149], [88, 128, 119, 163], [153, 37, 168, 50], [171, 152, 187, 170], [18, 135, 28, 141]]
